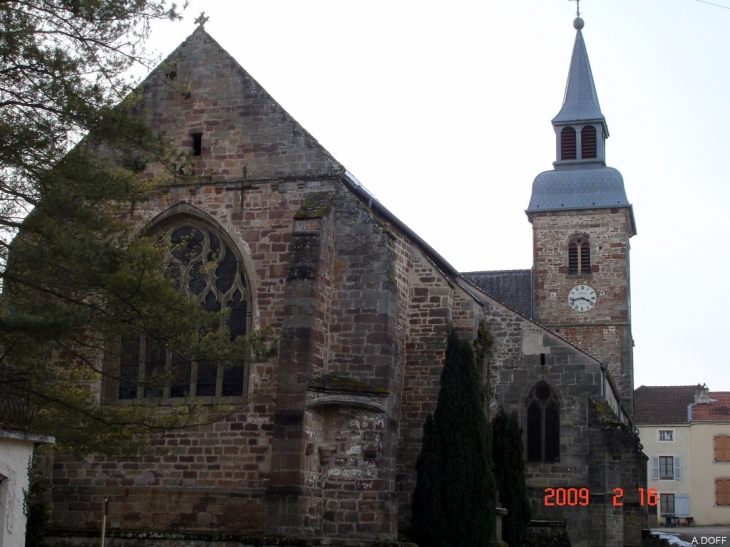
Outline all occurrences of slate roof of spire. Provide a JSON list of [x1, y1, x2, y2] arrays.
[[552, 29, 606, 127], [527, 166, 631, 211]]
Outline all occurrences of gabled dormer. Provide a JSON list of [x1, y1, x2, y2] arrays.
[[552, 17, 608, 168]]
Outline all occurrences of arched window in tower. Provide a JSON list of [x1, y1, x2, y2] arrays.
[[568, 237, 591, 275], [581, 125, 597, 159], [526, 382, 560, 462], [561, 127, 577, 160], [115, 220, 251, 401]]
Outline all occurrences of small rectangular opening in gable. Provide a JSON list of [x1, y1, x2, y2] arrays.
[[191, 132, 202, 156]]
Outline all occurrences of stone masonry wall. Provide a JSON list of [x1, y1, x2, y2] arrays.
[[530, 207, 635, 412], [394, 246, 455, 533]]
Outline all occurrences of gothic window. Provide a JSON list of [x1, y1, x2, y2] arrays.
[[568, 237, 591, 275], [114, 221, 250, 400], [581, 125, 597, 158], [560, 127, 577, 160], [526, 382, 560, 462]]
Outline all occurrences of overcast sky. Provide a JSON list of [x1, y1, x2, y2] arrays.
[[144, 0, 730, 391]]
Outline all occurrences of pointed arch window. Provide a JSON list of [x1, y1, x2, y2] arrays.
[[581, 125, 597, 159], [527, 382, 560, 462], [113, 220, 251, 401], [568, 237, 591, 275], [560, 127, 577, 160]]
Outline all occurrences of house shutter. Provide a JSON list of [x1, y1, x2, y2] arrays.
[[717, 478, 730, 506], [652, 457, 659, 480], [716, 435, 730, 462], [674, 456, 682, 480], [674, 494, 690, 516]]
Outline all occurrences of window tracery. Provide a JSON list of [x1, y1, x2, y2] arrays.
[[114, 220, 250, 401]]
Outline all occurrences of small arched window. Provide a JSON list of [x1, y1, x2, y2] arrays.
[[568, 237, 591, 275], [526, 382, 560, 462], [561, 127, 577, 160], [581, 125, 597, 159], [116, 220, 250, 400]]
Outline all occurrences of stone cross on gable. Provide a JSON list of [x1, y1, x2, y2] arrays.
[[570, 0, 581, 17], [194, 12, 210, 28]]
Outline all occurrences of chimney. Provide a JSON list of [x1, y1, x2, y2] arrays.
[[695, 383, 711, 404]]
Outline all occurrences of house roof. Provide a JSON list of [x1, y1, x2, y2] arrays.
[[691, 392, 730, 422], [634, 385, 700, 425]]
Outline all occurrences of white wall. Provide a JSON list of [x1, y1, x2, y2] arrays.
[[639, 424, 691, 525], [690, 423, 730, 525], [0, 431, 53, 547]]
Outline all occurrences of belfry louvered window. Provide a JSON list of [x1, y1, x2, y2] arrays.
[[581, 126, 597, 158], [527, 382, 560, 462], [561, 127, 577, 160], [568, 237, 591, 275], [116, 222, 250, 400]]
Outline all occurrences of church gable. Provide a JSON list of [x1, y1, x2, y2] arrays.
[[139, 28, 343, 181]]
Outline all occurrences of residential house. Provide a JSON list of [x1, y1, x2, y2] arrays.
[[635, 384, 730, 526]]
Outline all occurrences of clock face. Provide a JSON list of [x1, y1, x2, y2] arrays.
[[568, 285, 597, 312]]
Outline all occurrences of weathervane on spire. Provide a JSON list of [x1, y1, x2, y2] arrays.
[[569, 0, 581, 18], [194, 12, 210, 28], [569, 0, 584, 29]]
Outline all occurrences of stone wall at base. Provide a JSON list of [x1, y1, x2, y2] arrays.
[[524, 521, 571, 547], [47, 530, 417, 547]]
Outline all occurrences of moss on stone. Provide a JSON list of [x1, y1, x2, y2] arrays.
[[293, 192, 336, 220], [590, 397, 623, 425]]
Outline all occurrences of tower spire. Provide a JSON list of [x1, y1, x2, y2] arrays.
[[552, 17, 606, 134]]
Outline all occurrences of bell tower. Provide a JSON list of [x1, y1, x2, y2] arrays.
[[526, 16, 637, 413]]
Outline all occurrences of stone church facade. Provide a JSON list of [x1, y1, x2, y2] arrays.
[[42, 18, 646, 547]]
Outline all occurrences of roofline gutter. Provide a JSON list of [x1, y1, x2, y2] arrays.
[[601, 363, 634, 430]]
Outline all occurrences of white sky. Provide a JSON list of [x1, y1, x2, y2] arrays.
[[145, 0, 730, 391]]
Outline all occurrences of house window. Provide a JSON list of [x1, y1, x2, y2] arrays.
[[653, 456, 682, 480], [581, 125, 597, 159], [716, 435, 730, 462], [568, 237, 591, 275], [659, 430, 674, 442], [526, 382, 560, 462], [561, 127, 577, 160], [660, 493, 675, 515], [717, 478, 730, 506], [112, 221, 250, 400], [659, 457, 674, 479]]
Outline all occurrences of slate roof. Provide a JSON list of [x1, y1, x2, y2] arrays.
[[634, 385, 700, 425], [691, 392, 730, 422], [526, 165, 634, 219], [552, 29, 606, 128], [460, 269, 533, 319]]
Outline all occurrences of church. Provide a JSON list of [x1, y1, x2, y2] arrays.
[[41, 14, 646, 547]]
